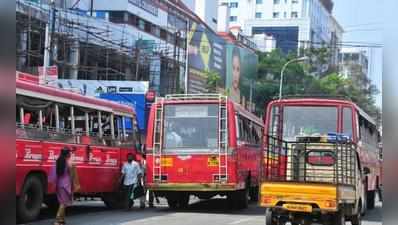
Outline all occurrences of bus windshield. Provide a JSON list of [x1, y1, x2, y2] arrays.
[[281, 106, 338, 141], [163, 104, 218, 152]]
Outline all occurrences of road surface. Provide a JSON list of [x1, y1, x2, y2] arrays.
[[24, 197, 382, 225]]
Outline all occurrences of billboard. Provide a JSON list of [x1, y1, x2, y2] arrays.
[[224, 45, 258, 106], [56, 79, 149, 132], [99, 93, 148, 133], [55, 79, 148, 97], [187, 21, 226, 93]]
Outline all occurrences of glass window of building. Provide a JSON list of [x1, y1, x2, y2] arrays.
[[273, 12, 280, 18], [291, 11, 298, 18], [230, 2, 238, 8], [292, 0, 299, 3], [274, 0, 280, 4], [230, 16, 238, 22], [256, 0, 263, 4], [255, 12, 262, 18]]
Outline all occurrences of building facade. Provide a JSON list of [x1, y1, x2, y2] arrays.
[[181, 0, 219, 32], [339, 48, 369, 90], [219, 0, 342, 55]]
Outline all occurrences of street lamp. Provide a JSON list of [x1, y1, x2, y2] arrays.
[[279, 56, 308, 100]]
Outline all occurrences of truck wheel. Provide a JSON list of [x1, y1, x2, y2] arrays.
[[102, 192, 125, 209], [366, 190, 375, 210], [351, 204, 362, 225], [17, 175, 44, 223], [265, 209, 277, 225], [249, 186, 259, 202], [333, 211, 345, 225]]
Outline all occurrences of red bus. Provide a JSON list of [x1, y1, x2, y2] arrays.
[[145, 94, 264, 209], [16, 74, 143, 222], [263, 98, 382, 212]]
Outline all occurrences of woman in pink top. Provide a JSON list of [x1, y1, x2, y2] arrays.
[[53, 148, 73, 225]]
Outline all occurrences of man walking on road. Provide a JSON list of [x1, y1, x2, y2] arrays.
[[121, 153, 142, 210]]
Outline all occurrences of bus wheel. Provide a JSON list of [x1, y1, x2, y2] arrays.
[[102, 192, 125, 209], [44, 195, 59, 211], [249, 186, 259, 202], [178, 194, 190, 209], [366, 190, 375, 210], [17, 175, 44, 223], [166, 197, 178, 209]]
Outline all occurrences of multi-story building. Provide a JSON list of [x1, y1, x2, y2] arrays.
[[219, 0, 343, 56], [17, 0, 189, 96], [181, 0, 219, 32], [339, 48, 369, 90]]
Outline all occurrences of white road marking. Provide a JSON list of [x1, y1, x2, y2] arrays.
[[229, 218, 255, 224]]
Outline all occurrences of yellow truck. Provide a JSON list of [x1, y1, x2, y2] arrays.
[[260, 136, 366, 225]]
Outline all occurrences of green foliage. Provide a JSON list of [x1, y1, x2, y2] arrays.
[[254, 49, 380, 123], [204, 69, 221, 93]]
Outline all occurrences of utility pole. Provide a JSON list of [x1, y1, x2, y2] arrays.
[[90, 0, 94, 16], [43, 0, 56, 84], [135, 44, 140, 80]]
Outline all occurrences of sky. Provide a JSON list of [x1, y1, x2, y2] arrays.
[[332, 0, 383, 107]]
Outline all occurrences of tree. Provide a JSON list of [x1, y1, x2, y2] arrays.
[[204, 69, 221, 93], [254, 49, 380, 123]]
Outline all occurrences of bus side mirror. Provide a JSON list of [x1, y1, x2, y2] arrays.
[[363, 167, 370, 175]]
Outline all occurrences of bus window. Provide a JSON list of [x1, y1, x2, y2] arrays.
[[282, 106, 338, 141], [343, 107, 353, 138], [163, 104, 218, 153]]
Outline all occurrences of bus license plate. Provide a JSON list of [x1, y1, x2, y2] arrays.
[[208, 157, 219, 167], [283, 204, 312, 213]]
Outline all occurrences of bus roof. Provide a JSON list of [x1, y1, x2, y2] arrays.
[[16, 79, 135, 117], [267, 98, 376, 125]]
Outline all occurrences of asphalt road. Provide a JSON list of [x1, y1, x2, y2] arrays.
[[24, 197, 382, 225]]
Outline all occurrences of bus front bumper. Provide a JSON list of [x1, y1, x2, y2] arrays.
[[146, 182, 242, 192]]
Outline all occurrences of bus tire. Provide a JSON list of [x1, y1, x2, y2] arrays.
[[178, 194, 190, 209], [249, 186, 259, 202], [102, 192, 125, 209], [166, 197, 178, 209], [238, 187, 249, 209], [366, 190, 375, 210], [44, 195, 59, 211], [17, 175, 44, 223]]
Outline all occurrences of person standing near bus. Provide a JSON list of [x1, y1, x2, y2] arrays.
[[121, 153, 142, 210], [52, 147, 79, 225]]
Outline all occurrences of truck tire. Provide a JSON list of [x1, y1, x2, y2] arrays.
[[333, 211, 345, 225], [366, 190, 375, 210], [265, 209, 277, 225], [351, 204, 362, 225], [102, 192, 125, 209], [17, 175, 44, 223]]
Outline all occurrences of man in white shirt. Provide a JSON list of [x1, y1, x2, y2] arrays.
[[121, 153, 142, 210]]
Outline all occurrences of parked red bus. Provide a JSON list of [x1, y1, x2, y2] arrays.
[[16, 74, 143, 222], [263, 98, 382, 212], [145, 94, 263, 209]]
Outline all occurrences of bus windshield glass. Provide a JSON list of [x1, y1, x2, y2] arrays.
[[282, 106, 338, 141], [163, 104, 218, 152]]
